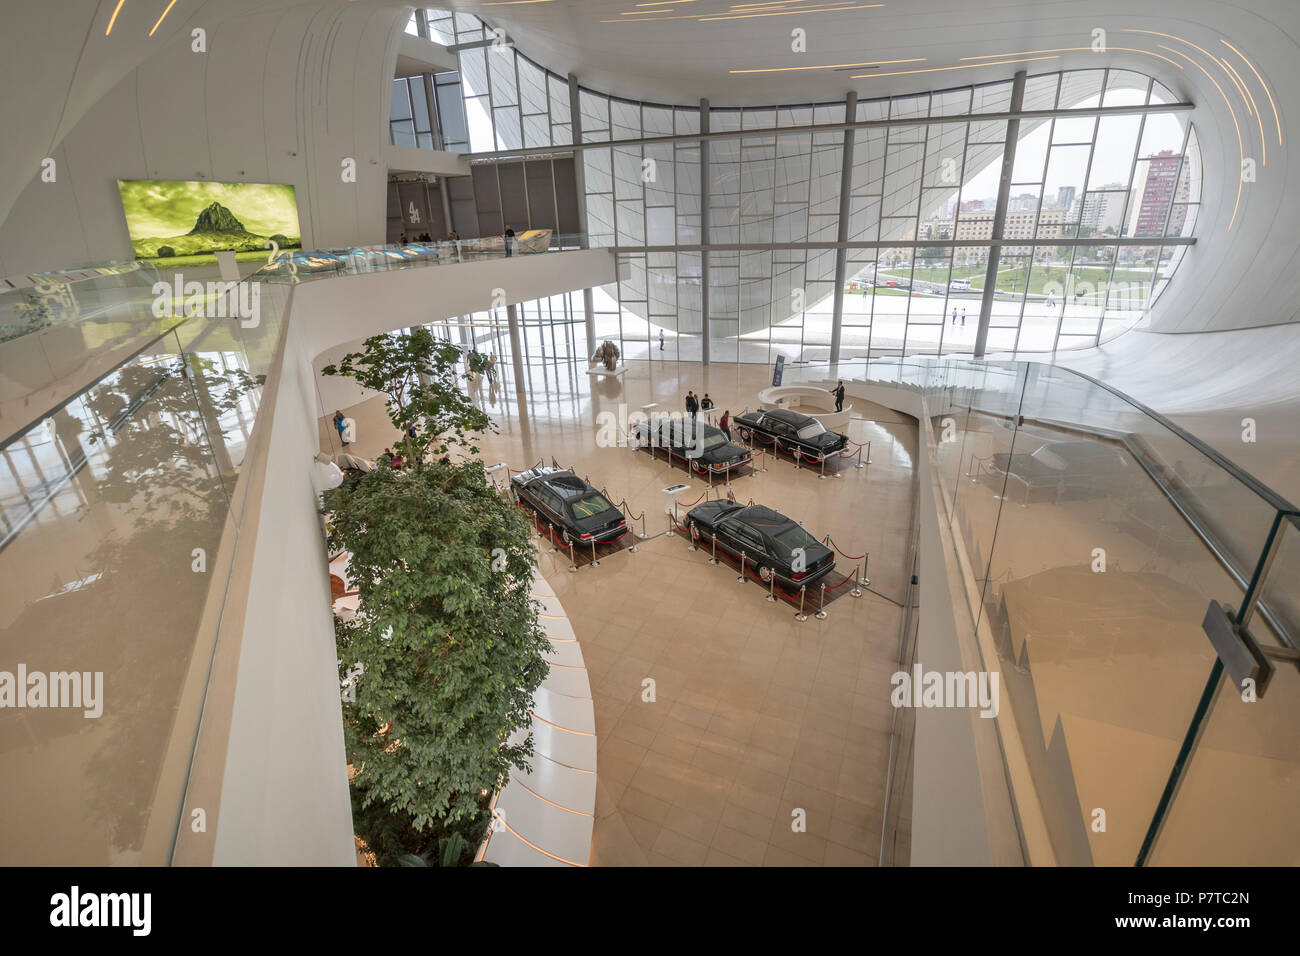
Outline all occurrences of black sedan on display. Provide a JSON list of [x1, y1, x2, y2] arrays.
[[686, 501, 835, 588], [632, 416, 752, 474], [510, 466, 627, 545], [732, 408, 848, 459]]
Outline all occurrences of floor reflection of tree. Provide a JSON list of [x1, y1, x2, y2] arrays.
[[3, 351, 259, 859]]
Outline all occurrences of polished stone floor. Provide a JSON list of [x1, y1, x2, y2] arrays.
[[319, 358, 917, 866]]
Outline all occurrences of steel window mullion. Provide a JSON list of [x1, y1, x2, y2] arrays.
[[1101, 106, 1150, 344]]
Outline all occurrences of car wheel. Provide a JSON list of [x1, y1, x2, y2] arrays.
[[758, 565, 773, 581], [738, 426, 751, 440], [691, 458, 707, 473]]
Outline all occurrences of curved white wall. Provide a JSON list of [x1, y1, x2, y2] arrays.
[[0, 0, 408, 277]]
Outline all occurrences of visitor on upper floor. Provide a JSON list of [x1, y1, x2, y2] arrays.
[[504, 226, 516, 257], [834, 381, 846, 412], [333, 410, 347, 445]]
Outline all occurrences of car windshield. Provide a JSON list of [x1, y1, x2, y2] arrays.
[[796, 420, 826, 440], [572, 493, 616, 519], [699, 433, 729, 451], [771, 524, 818, 556]]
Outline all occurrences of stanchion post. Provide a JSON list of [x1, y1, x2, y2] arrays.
[[765, 571, 776, 602], [738, 551, 747, 583], [568, 539, 578, 574], [815, 582, 828, 619], [795, 586, 808, 622], [687, 522, 698, 552], [589, 537, 600, 567], [862, 553, 869, 586], [850, 561, 863, 597], [819, 452, 826, 480], [708, 532, 719, 565]]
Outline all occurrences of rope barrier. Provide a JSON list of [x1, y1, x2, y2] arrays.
[[506, 458, 544, 475], [773, 578, 803, 600], [682, 488, 708, 507], [826, 537, 867, 561], [824, 574, 858, 591]]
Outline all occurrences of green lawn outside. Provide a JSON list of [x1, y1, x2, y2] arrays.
[[877, 263, 1155, 296]]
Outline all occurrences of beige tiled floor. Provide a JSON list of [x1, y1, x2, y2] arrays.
[[320, 358, 916, 866]]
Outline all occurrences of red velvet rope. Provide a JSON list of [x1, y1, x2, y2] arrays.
[[827, 536, 867, 561]]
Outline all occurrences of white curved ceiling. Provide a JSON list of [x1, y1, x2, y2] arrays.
[[447, 0, 1281, 108]]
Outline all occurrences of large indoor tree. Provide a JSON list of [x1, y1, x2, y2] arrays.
[[322, 330, 548, 865], [321, 328, 490, 466]]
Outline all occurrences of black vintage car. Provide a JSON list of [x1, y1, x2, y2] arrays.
[[732, 408, 848, 459], [510, 466, 627, 545], [631, 415, 752, 475], [989, 439, 1131, 498], [686, 501, 835, 589]]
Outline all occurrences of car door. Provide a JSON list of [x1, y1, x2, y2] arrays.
[[767, 417, 794, 450], [728, 521, 766, 563], [537, 486, 565, 525], [713, 514, 746, 554]]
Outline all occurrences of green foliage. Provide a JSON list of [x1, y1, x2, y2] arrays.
[[321, 328, 490, 464], [327, 460, 549, 860]]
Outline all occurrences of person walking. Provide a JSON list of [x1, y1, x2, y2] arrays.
[[834, 381, 846, 413], [659, 329, 665, 352], [685, 390, 698, 420], [487, 351, 498, 384], [504, 226, 516, 257], [719, 409, 732, 440], [333, 410, 348, 446], [961, 307, 967, 327], [951, 307, 957, 325]]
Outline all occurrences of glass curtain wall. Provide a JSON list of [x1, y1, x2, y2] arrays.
[[411, 8, 1200, 364]]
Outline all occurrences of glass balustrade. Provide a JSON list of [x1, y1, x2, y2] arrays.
[[790, 355, 1298, 865]]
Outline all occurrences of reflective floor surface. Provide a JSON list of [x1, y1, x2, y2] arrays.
[[319, 357, 917, 866]]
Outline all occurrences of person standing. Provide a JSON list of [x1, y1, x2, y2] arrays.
[[701, 394, 714, 413], [834, 381, 846, 413], [659, 329, 665, 352], [487, 351, 498, 384], [686, 390, 698, 420], [333, 410, 347, 446], [719, 409, 731, 440], [951, 307, 957, 325], [961, 307, 967, 326], [504, 226, 515, 257]]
